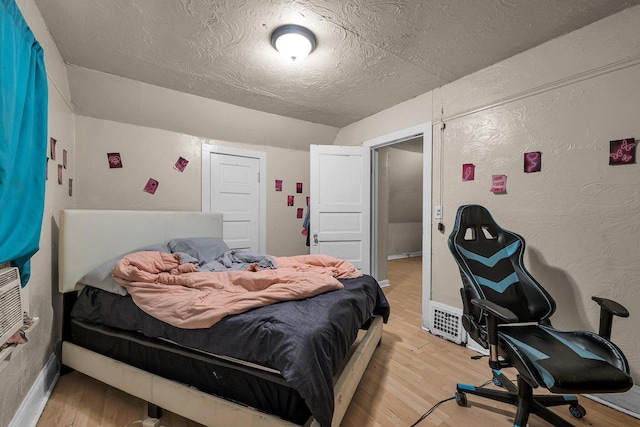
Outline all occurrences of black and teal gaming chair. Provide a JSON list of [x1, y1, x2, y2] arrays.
[[448, 205, 633, 427]]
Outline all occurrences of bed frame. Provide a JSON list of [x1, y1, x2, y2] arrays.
[[58, 209, 383, 427]]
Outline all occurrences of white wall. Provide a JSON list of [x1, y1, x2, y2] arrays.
[[75, 116, 311, 256], [334, 92, 433, 147], [67, 66, 336, 257], [1, 1, 76, 426], [387, 223, 422, 256], [334, 5, 640, 381]]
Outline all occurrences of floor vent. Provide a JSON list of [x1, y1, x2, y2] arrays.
[[429, 302, 465, 345]]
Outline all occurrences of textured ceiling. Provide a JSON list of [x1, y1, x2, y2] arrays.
[[34, 0, 640, 128]]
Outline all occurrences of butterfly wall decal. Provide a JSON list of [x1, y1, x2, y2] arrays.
[[609, 138, 636, 165]]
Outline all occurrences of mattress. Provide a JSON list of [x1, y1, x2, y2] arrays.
[[70, 318, 311, 424], [69, 274, 389, 427]]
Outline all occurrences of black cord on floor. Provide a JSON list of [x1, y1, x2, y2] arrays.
[[408, 379, 495, 427], [409, 396, 455, 427]]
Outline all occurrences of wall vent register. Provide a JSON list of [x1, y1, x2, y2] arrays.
[[429, 302, 465, 345]]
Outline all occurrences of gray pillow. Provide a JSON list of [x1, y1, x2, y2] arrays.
[[168, 237, 229, 264], [78, 243, 169, 296]]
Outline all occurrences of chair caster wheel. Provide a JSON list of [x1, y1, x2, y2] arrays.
[[492, 377, 502, 387], [455, 391, 468, 407], [569, 404, 586, 418]]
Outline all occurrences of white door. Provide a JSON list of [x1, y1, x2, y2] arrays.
[[210, 153, 260, 251], [310, 145, 371, 273], [202, 146, 265, 253]]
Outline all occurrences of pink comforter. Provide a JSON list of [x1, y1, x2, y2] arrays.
[[112, 252, 361, 329]]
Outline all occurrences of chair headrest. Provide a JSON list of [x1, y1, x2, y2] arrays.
[[449, 204, 556, 323], [452, 205, 504, 243]]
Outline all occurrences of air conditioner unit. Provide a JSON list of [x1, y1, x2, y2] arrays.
[[0, 267, 23, 346]]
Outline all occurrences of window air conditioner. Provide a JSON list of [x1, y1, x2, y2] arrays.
[[0, 267, 23, 346]]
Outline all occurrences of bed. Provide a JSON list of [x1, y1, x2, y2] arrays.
[[58, 209, 388, 427]]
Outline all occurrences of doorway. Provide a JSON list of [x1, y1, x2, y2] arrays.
[[376, 138, 423, 281], [364, 122, 432, 329]]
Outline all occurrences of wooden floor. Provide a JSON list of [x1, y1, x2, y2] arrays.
[[38, 257, 639, 427]]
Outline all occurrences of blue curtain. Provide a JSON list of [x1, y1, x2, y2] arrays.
[[0, 0, 48, 286]]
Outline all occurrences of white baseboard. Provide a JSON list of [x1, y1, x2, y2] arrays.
[[9, 353, 59, 427], [378, 279, 390, 288], [387, 251, 422, 260], [464, 336, 488, 355]]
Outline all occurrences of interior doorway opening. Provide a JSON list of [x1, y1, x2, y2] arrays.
[[364, 122, 432, 329], [375, 138, 423, 285]]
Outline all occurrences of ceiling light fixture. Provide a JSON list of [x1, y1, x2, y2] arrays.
[[271, 24, 316, 63]]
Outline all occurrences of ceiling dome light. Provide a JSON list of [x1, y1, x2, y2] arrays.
[[271, 25, 316, 63]]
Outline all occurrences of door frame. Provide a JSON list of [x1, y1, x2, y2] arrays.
[[363, 122, 433, 329], [201, 144, 267, 253]]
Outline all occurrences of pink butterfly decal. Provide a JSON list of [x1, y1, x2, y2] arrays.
[[621, 139, 636, 151], [610, 139, 636, 163]]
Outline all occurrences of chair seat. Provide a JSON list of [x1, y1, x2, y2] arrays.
[[498, 324, 633, 394]]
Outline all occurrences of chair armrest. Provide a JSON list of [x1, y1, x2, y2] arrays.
[[471, 298, 519, 323], [592, 297, 629, 317], [471, 299, 518, 369], [591, 296, 630, 340]]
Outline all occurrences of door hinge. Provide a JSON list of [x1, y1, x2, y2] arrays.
[[257, 172, 260, 183]]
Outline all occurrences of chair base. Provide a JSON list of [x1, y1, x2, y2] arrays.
[[456, 370, 586, 427]]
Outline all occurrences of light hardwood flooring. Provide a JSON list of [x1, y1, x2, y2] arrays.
[[37, 257, 639, 427]]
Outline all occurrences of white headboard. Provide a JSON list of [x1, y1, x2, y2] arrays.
[[58, 209, 224, 293]]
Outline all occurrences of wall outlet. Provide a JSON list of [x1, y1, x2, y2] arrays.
[[434, 205, 442, 219]]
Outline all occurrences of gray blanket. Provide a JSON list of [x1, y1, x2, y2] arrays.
[[197, 249, 277, 272]]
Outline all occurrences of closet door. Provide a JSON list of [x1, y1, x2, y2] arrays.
[[202, 144, 266, 253], [210, 153, 260, 252]]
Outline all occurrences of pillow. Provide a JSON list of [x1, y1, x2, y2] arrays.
[[168, 237, 229, 264], [78, 243, 170, 296]]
